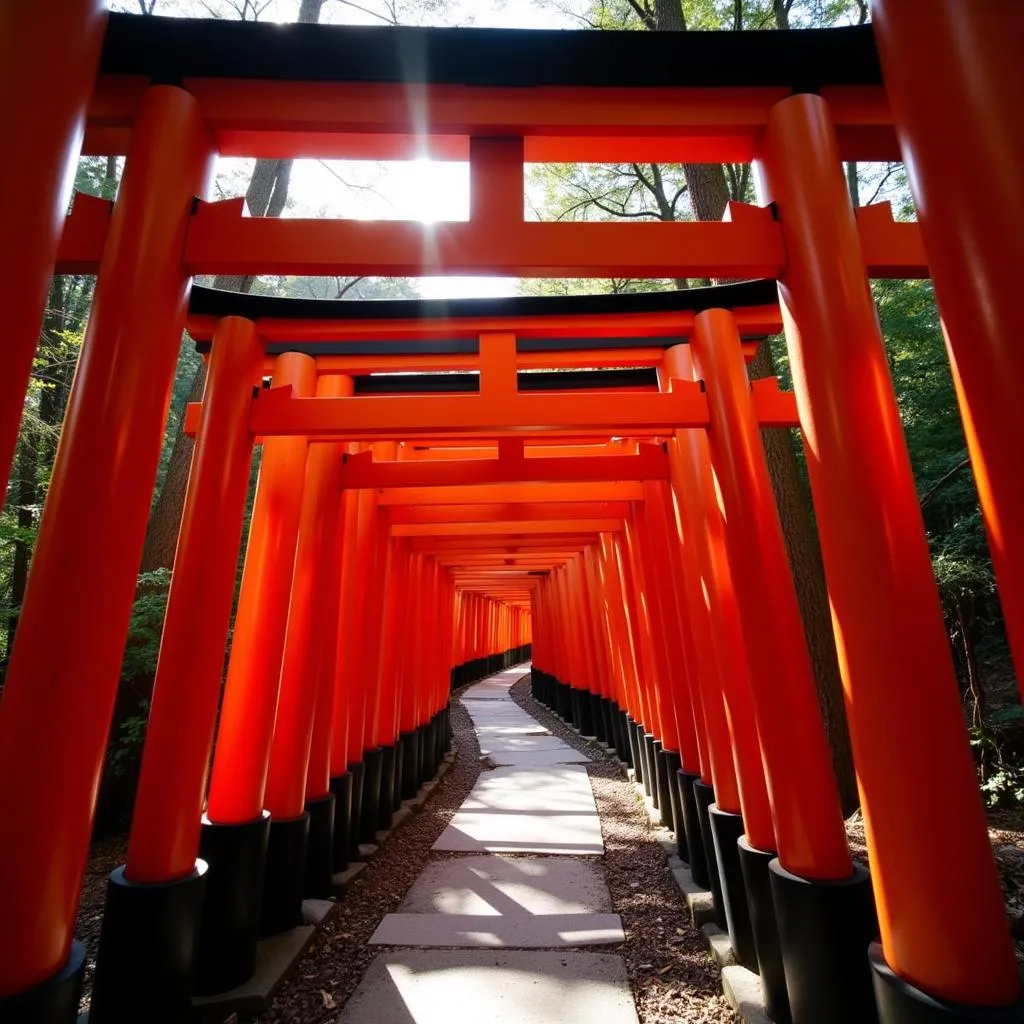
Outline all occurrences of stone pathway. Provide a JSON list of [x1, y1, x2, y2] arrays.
[[340, 665, 640, 1024]]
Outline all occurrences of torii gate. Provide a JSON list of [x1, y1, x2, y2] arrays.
[[1, 5, 1023, 1024]]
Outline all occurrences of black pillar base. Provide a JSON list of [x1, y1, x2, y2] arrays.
[[195, 812, 270, 995], [444, 704, 452, 753], [578, 689, 595, 735], [90, 864, 207, 1024], [328, 773, 353, 874], [347, 761, 364, 860], [770, 858, 879, 1024], [870, 945, 1024, 1024], [569, 687, 581, 729], [377, 743, 397, 829], [359, 748, 384, 843], [601, 698, 616, 751], [708, 805, 758, 972], [428, 714, 441, 776], [303, 794, 335, 899], [400, 731, 420, 799], [693, 780, 725, 926], [662, 750, 686, 860], [0, 939, 85, 1024], [392, 740, 405, 811], [590, 693, 606, 742], [642, 733, 657, 801], [628, 718, 643, 780], [653, 740, 670, 820], [261, 812, 310, 937], [557, 681, 572, 721], [416, 722, 428, 781], [677, 769, 708, 886], [738, 837, 791, 1024], [616, 708, 632, 767]]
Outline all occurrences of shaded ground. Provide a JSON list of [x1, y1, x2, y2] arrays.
[[75, 675, 732, 1022], [75, 672, 1024, 1022], [845, 804, 1024, 962]]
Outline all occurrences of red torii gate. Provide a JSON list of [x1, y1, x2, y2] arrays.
[[0, 5, 1023, 1024]]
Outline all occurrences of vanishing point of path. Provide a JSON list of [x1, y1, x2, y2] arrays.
[[337, 664, 640, 1024]]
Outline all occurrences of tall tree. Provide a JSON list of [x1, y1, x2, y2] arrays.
[[138, 0, 325, 574]]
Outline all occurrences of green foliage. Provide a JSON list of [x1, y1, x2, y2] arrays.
[[108, 700, 151, 776], [972, 726, 1024, 808], [102, 570, 172, 776], [549, 0, 868, 31], [120, 569, 172, 679]]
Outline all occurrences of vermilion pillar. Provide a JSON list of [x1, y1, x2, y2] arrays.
[[356, 469, 392, 841], [627, 501, 680, 822], [205, 351, 316, 824], [0, 0, 107, 497], [90, 317, 263, 1023], [680, 323, 846, 1011], [757, 92, 1019, 1015], [0, 85, 212, 1015], [265, 376, 352, 819], [263, 374, 352, 918], [323, 448, 358, 873], [197, 351, 314, 992], [398, 552, 426, 800], [127, 318, 264, 882], [871, 0, 1024, 710], [331, 475, 362, 777], [668, 339, 845, 879], [337, 482, 380, 854], [375, 533, 410, 823], [661, 429, 741, 815], [643, 482, 701, 777]]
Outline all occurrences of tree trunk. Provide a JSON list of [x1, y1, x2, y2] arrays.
[[653, 0, 686, 30], [138, 0, 323, 574], [957, 600, 983, 728], [847, 162, 860, 206], [682, 162, 730, 222], [749, 343, 858, 813], [6, 436, 37, 658]]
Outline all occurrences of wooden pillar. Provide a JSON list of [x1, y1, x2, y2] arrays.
[[0, 85, 212, 1006], [757, 91, 1017, 1011]]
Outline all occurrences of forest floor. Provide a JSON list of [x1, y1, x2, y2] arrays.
[[73, 676, 1024, 1022]]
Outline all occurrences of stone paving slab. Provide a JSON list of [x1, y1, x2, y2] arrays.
[[434, 765, 604, 854], [432, 810, 604, 854], [336, 950, 640, 1024], [388, 855, 614, 915], [478, 735, 574, 753], [475, 724, 551, 736], [368, 912, 625, 947], [464, 712, 540, 723], [457, 765, 598, 813], [485, 747, 591, 767]]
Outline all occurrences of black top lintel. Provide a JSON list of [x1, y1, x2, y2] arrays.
[[100, 13, 882, 91]]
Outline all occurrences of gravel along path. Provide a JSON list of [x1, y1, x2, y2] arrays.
[[74, 670, 733, 1023]]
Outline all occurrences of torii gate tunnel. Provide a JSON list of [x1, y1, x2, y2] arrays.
[[1, 3, 1024, 1023]]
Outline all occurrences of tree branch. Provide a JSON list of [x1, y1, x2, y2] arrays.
[[335, 276, 366, 298], [327, 0, 400, 24], [920, 456, 972, 508], [865, 164, 899, 206]]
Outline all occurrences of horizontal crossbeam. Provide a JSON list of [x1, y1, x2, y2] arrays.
[[338, 449, 668, 488]]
